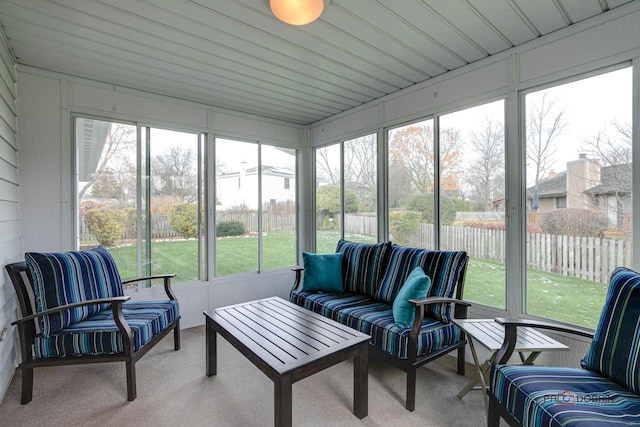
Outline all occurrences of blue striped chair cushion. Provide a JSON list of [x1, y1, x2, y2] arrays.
[[33, 300, 178, 358], [375, 245, 429, 304], [291, 290, 461, 359], [581, 267, 640, 394], [335, 240, 391, 297], [25, 247, 124, 336], [491, 365, 640, 426]]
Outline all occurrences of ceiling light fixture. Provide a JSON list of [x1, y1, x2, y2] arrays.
[[269, 0, 328, 26]]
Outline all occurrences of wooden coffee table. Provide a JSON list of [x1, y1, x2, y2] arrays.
[[204, 297, 370, 427]]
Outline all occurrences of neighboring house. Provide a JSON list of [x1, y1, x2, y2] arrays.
[[526, 155, 632, 228], [217, 165, 295, 210]]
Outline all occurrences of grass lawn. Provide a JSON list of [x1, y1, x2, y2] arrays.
[[110, 232, 607, 329], [464, 258, 607, 329], [109, 230, 297, 282]]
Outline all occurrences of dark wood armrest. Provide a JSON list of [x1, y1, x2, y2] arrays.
[[290, 267, 304, 298], [122, 274, 177, 301], [11, 296, 131, 325], [407, 297, 472, 362], [410, 297, 472, 321], [409, 296, 472, 308], [12, 295, 135, 355], [493, 317, 594, 365]]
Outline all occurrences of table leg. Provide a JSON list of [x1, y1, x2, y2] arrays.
[[206, 316, 217, 376], [520, 351, 541, 365], [274, 374, 293, 427], [465, 338, 490, 415], [353, 343, 368, 419], [457, 366, 481, 397]]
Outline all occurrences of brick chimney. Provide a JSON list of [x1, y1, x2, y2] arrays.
[[547, 170, 556, 179]]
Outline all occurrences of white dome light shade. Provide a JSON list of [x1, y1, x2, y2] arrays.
[[270, 0, 325, 26]]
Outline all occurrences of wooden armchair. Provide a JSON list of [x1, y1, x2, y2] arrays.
[[6, 246, 181, 404], [488, 267, 640, 426]]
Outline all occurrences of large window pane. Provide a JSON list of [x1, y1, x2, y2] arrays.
[[77, 118, 137, 278], [344, 134, 377, 243], [76, 119, 206, 288], [148, 128, 203, 281], [262, 145, 297, 269], [215, 139, 259, 275], [387, 119, 434, 247], [525, 67, 632, 328], [315, 144, 342, 252], [440, 100, 506, 308]]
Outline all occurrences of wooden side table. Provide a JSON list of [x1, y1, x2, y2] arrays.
[[453, 318, 569, 414]]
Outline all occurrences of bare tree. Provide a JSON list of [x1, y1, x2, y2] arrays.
[[79, 123, 136, 199], [315, 145, 340, 184], [344, 134, 376, 190], [582, 120, 631, 166], [344, 134, 377, 210], [526, 92, 567, 188], [152, 146, 197, 202], [464, 116, 505, 210]]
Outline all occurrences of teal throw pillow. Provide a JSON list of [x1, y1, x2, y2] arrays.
[[302, 252, 344, 293], [392, 267, 431, 328]]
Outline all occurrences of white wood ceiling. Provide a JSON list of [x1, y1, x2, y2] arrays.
[[0, 0, 635, 125]]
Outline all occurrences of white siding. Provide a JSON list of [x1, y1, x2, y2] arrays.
[[0, 26, 20, 401]]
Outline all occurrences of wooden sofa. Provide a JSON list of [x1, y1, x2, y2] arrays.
[[290, 239, 470, 411]]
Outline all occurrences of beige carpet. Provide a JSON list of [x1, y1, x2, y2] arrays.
[[0, 326, 486, 426]]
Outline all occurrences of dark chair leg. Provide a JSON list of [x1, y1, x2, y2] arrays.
[[20, 367, 33, 405], [174, 320, 181, 351], [405, 366, 416, 412], [126, 360, 137, 401], [457, 345, 466, 375], [487, 393, 500, 427]]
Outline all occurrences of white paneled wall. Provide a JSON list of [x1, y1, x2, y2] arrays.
[[0, 27, 21, 400]]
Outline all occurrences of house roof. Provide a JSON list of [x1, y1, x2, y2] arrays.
[[584, 163, 632, 195], [0, 1, 635, 125], [527, 171, 567, 199], [526, 163, 632, 199], [218, 165, 295, 178]]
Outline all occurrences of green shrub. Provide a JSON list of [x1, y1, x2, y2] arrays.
[[84, 208, 125, 246], [216, 220, 245, 237], [406, 193, 468, 225], [169, 203, 198, 238], [389, 211, 421, 245]]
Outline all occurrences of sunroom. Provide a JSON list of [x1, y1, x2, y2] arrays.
[[0, 1, 639, 425]]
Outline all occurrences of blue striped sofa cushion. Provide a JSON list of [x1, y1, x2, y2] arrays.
[[291, 290, 461, 359], [491, 365, 640, 426], [375, 246, 467, 322], [33, 300, 178, 358], [375, 245, 429, 304], [581, 267, 640, 394], [335, 240, 391, 297], [421, 250, 467, 322], [25, 247, 124, 336]]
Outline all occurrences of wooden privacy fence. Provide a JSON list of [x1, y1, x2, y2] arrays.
[[80, 212, 296, 241], [346, 215, 631, 285], [81, 211, 631, 284]]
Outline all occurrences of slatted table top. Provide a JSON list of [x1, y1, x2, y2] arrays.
[[205, 297, 370, 376], [453, 318, 569, 352]]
